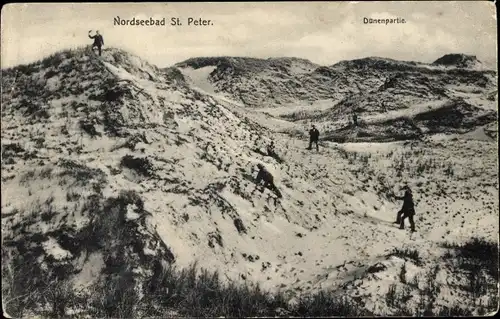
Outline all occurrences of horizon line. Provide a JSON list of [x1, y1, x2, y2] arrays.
[[1, 46, 494, 71]]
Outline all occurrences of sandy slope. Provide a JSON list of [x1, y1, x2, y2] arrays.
[[178, 56, 498, 310], [1, 48, 498, 316]]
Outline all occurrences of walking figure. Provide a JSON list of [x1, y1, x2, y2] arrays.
[[255, 163, 282, 198], [393, 185, 416, 232], [88, 30, 104, 56], [308, 125, 320, 151], [353, 113, 358, 127]]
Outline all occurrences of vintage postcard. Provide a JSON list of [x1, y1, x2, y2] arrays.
[[1, 1, 498, 317]]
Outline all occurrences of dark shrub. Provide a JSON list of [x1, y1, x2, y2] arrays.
[[120, 155, 154, 177]]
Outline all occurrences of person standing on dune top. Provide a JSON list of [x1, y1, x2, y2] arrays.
[[308, 125, 320, 151], [88, 30, 104, 56]]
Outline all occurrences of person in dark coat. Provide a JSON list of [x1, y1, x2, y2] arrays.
[[266, 141, 276, 157], [308, 125, 320, 151], [352, 113, 358, 127], [88, 30, 104, 56], [393, 186, 416, 232], [255, 163, 282, 198]]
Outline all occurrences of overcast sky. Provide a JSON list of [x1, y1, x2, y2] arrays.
[[1, 2, 497, 69]]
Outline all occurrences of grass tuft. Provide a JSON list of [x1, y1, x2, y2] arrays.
[[387, 247, 424, 266]]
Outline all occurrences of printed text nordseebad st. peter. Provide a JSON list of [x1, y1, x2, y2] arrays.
[[114, 16, 213, 26]]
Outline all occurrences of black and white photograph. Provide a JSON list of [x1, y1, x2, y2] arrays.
[[1, 1, 498, 317]]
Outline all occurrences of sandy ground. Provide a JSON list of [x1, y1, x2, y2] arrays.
[[2, 48, 498, 315]]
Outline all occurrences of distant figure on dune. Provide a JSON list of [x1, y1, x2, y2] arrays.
[[352, 113, 358, 127], [255, 163, 282, 198], [308, 125, 320, 151], [266, 141, 276, 157], [393, 185, 416, 232], [88, 30, 104, 56], [252, 140, 284, 164]]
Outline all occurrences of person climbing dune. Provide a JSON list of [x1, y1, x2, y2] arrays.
[[266, 140, 284, 163], [267, 141, 276, 157], [254, 163, 282, 198], [252, 140, 284, 164], [88, 30, 104, 56], [393, 185, 416, 232]]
